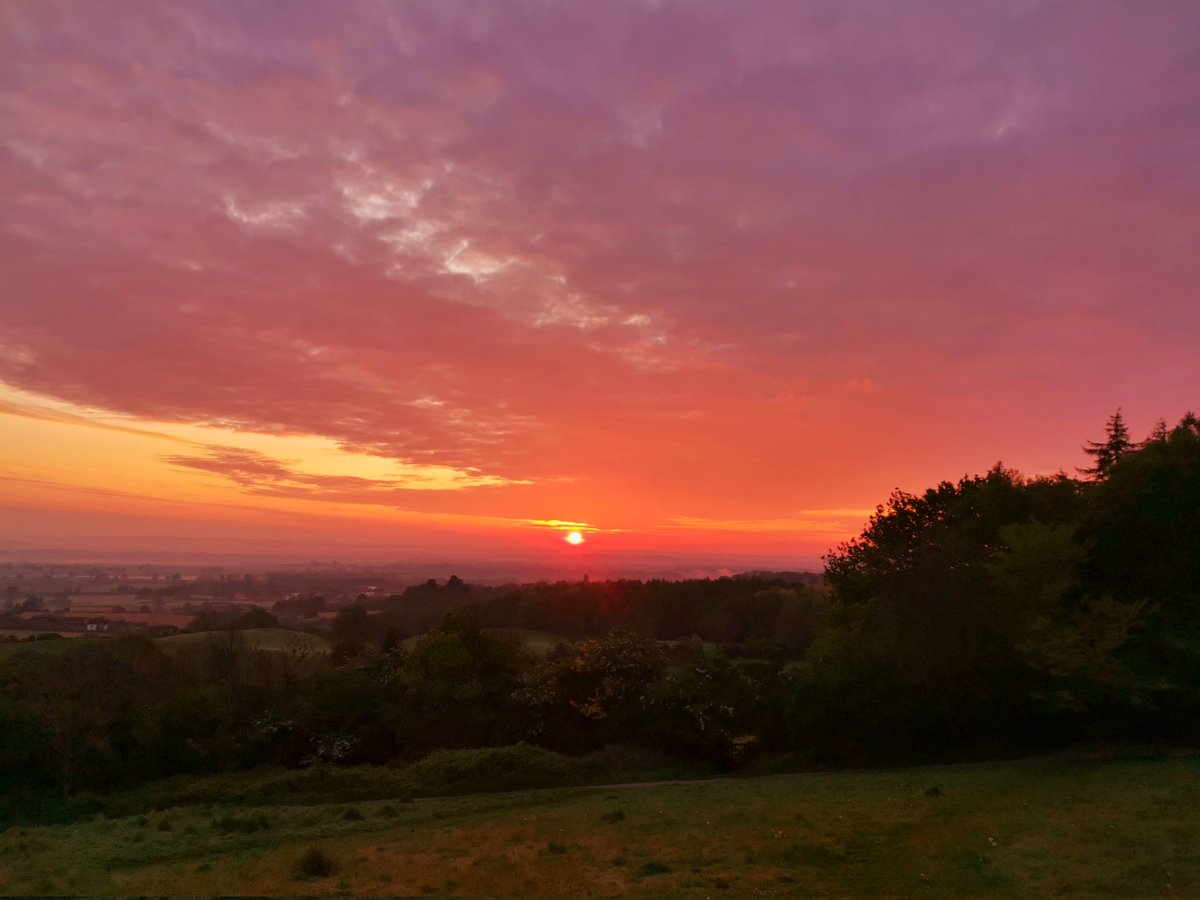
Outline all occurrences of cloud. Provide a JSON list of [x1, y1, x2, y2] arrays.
[[164, 444, 526, 499], [1, 0, 1198, 545]]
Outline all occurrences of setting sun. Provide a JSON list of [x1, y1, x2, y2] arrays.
[[565, 531, 584, 545]]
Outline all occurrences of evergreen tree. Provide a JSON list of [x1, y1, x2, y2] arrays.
[[1080, 409, 1132, 479], [1144, 418, 1170, 445]]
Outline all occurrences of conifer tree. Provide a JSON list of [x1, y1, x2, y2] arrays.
[[1080, 409, 1132, 479]]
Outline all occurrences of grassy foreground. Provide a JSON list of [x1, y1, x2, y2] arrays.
[[1, 756, 1197, 896]]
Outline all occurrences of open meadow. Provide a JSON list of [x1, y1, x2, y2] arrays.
[[1, 755, 1196, 896]]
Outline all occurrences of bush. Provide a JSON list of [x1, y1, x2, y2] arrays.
[[293, 846, 336, 878], [639, 860, 671, 877]]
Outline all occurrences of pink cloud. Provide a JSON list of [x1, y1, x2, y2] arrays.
[[1, 0, 1198, 552]]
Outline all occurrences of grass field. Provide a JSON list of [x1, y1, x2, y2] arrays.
[[1, 755, 1196, 896], [0, 634, 95, 659]]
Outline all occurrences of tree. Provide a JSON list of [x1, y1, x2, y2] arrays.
[[1079, 412, 1200, 729], [1080, 409, 1133, 480], [236, 606, 279, 630], [391, 616, 527, 755], [517, 630, 665, 752], [329, 604, 371, 655], [813, 467, 1088, 758]]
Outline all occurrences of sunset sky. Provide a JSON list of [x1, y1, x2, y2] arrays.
[[1, 1, 1197, 569]]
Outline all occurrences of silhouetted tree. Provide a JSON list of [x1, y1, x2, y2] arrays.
[[1081, 409, 1133, 479]]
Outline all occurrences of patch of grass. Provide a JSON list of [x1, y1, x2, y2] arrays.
[[342, 806, 365, 821], [600, 809, 625, 823], [212, 813, 270, 834], [545, 840, 568, 855], [399, 743, 601, 796]]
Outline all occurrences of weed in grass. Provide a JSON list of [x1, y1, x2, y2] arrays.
[[342, 806, 365, 821], [600, 809, 626, 823], [293, 846, 337, 879], [546, 840, 568, 855], [421, 885, 435, 894], [379, 804, 399, 818], [714, 877, 731, 890], [446, 879, 458, 891], [195, 862, 211, 873], [611, 856, 627, 866], [926, 785, 945, 797], [134, 815, 148, 827], [156, 819, 172, 832], [639, 860, 672, 877]]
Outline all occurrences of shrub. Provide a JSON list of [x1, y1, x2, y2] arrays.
[[639, 860, 671, 877], [293, 846, 336, 879]]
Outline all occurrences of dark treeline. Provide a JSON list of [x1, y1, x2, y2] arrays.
[[2, 410, 1197, 814], [373, 575, 821, 652]]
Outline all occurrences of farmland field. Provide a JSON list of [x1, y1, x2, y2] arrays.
[[0, 755, 1196, 896]]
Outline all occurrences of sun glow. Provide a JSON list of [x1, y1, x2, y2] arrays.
[[565, 530, 584, 545]]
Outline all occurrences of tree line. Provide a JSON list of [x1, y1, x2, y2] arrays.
[[1, 409, 1196, 812]]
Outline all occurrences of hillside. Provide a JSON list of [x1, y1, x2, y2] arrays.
[[1, 755, 1196, 896]]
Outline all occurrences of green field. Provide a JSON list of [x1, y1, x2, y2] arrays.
[[1, 755, 1196, 896], [0, 634, 93, 659]]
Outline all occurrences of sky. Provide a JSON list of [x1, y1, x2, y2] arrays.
[[1, 0, 1198, 570]]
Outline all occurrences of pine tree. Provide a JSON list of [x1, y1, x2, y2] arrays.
[[1144, 418, 1170, 445], [1081, 409, 1133, 478], [1080, 408, 1132, 479]]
